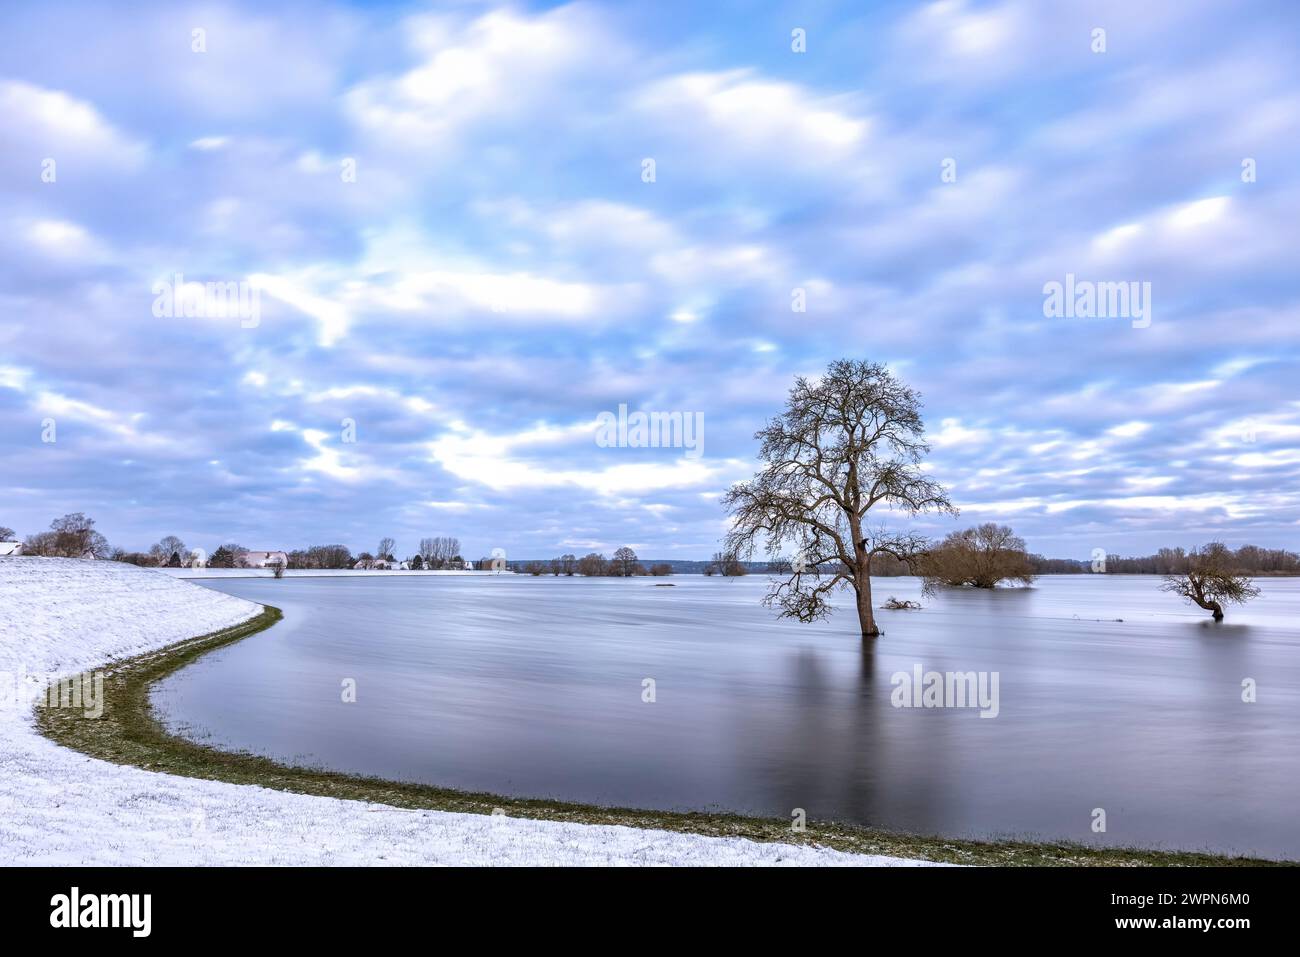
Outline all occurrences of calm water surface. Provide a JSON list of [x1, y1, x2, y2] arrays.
[[153, 575, 1300, 858]]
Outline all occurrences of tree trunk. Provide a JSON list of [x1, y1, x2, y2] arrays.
[[1192, 593, 1225, 620], [856, 561, 878, 638]]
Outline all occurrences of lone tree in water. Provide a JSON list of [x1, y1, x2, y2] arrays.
[[723, 359, 954, 638], [920, 523, 1036, 591], [1160, 542, 1260, 621]]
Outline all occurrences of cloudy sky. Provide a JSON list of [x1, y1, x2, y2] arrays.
[[2, 0, 1298, 561]]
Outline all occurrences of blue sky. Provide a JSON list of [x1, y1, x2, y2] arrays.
[[2, 0, 1298, 561]]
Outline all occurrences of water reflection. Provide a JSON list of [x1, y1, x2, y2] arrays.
[[152, 574, 1300, 858]]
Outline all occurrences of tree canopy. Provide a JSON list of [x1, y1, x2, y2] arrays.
[[723, 359, 954, 637]]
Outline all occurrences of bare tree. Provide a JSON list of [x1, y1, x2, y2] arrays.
[[304, 544, 352, 569], [577, 552, 607, 577], [26, 513, 111, 558], [377, 537, 396, 562], [612, 546, 640, 577], [1160, 542, 1261, 620], [706, 550, 747, 576], [723, 360, 954, 639], [150, 535, 187, 566], [0, 526, 15, 542], [417, 535, 461, 568], [920, 523, 1036, 591], [559, 554, 577, 576]]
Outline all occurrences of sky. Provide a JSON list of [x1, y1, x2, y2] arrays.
[[1, 0, 1298, 562]]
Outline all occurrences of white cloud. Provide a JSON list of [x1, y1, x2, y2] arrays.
[[1107, 421, 1151, 439], [23, 219, 105, 262], [1166, 196, 1230, 231], [428, 420, 727, 495], [0, 80, 144, 167], [635, 69, 868, 160], [248, 273, 350, 346], [345, 6, 625, 147]]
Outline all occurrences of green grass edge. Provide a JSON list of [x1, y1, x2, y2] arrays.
[[34, 604, 1289, 867]]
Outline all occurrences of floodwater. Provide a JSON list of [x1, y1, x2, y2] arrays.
[[152, 574, 1300, 859]]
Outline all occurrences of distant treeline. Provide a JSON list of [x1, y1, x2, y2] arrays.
[[1039, 545, 1300, 576], [862, 544, 1299, 576], [627, 543, 1300, 577]]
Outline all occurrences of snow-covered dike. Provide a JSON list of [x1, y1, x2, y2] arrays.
[[0, 558, 936, 866]]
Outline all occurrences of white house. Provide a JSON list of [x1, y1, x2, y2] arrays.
[[242, 550, 288, 568], [0, 542, 23, 557]]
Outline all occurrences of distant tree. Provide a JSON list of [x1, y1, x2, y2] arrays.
[[649, 563, 673, 576], [304, 544, 351, 569], [1161, 542, 1262, 621], [410, 554, 424, 570], [355, 551, 375, 569], [722, 360, 954, 638], [611, 547, 640, 577], [150, 535, 187, 567], [559, 554, 577, 576], [417, 536, 461, 569], [550, 557, 562, 576], [377, 538, 396, 562], [209, 544, 246, 568], [577, 552, 607, 577], [23, 513, 111, 558], [525, 561, 546, 576], [270, 558, 286, 579], [706, 550, 747, 577], [23, 531, 57, 556], [920, 524, 1036, 591], [0, 526, 15, 542]]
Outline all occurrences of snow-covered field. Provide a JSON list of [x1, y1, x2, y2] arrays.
[[0, 557, 936, 866]]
